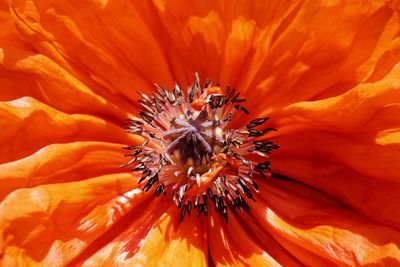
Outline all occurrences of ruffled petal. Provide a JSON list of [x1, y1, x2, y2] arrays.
[[152, 0, 399, 107], [234, 212, 303, 266], [276, 78, 400, 135], [9, 0, 174, 103], [77, 198, 168, 266], [273, 157, 400, 232], [247, 0, 399, 108], [271, 78, 400, 229], [0, 97, 138, 163], [3, 1, 400, 266], [208, 207, 286, 267], [250, 178, 400, 266], [0, 3, 31, 51], [366, 38, 400, 82], [0, 141, 137, 200], [8, 0, 398, 105], [0, 48, 130, 122], [0, 173, 148, 266], [79, 205, 207, 267]]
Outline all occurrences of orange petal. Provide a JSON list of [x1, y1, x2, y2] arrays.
[[0, 173, 148, 266], [0, 3, 31, 51], [208, 206, 285, 267], [0, 48, 130, 122], [366, 38, 400, 82], [152, 1, 298, 86], [0, 97, 139, 163], [277, 78, 400, 133], [273, 127, 400, 184], [0, 141, 138, 200], [152, 0, 398, 109], [250, 178, 400, 266], [234, 212, 303, 266], [80, 205, 207, 267], [9, 0, 174, 103], [9, 0, 398, 107], [269, 78, 400, 229], [245, 0, 398, 109], [272, 156, 400, 232]]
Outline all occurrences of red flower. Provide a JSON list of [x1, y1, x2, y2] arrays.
[[1, 1, 400, 266]]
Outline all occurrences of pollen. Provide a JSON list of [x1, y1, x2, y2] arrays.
[[123, 74, 279, 222]]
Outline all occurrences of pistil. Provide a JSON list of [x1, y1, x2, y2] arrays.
[[123, 74, 279, 222]]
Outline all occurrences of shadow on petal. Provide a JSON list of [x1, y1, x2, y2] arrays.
[[249, 177, 400, 266]]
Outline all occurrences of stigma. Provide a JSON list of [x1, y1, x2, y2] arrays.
[[123, 74, 279, 222]]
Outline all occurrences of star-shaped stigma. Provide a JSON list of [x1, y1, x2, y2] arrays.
[[124, 74, 279, 221], [163, 110, 225, 167]]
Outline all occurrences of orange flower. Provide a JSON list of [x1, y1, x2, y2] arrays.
[[1, 0, 400, 266]]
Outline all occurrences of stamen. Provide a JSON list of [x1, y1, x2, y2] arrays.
[[124, 74, 279, 222]]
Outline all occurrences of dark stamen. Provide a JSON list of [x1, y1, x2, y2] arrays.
[[123, 73, 279, 223]]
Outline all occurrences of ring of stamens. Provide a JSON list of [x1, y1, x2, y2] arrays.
[[123, 73, 279, 222]]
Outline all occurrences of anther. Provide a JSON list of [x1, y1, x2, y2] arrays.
[[123, 73, 279, 222]]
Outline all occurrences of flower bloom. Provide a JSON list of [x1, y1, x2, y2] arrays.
[[1, 0, 400, 266]]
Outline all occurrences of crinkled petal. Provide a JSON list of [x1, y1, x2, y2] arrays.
[[272, 156, 400, 231], [270, 78, 400, 229], [234, 212, 303, 266], [245, 0, 399, 109], [366, 38, 400, 82], [150, 0, 400, 109], [208, 207, 285, 267], [8, 0, 399, 107], [0, 3, 31, 51], [9, 0, 174, 104], [249, 178, 400, 266], [3, 1, 400, 266], [0, 141, 141, 200], [0, 48, 130, 122], [0, 173, 148, 266], [79, 206, 207, 267], [0, 97, 138, 163], [276, 78, 400, 134]]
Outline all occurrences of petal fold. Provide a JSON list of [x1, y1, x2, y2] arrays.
[[271, 78, 400, 229], [0, 141, 136, 200], [9, 0, 174, 103], [0, 173, 147, 266], [0, 48, 129, 122], [80, 206, 207, 267], [250, 178, 400, 266], [0, 97, 138, 163]]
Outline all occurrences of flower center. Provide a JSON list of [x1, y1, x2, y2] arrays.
[[123, 74, 279, 222]]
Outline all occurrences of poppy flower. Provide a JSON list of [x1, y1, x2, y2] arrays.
[[1, 0, 400, 266]]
